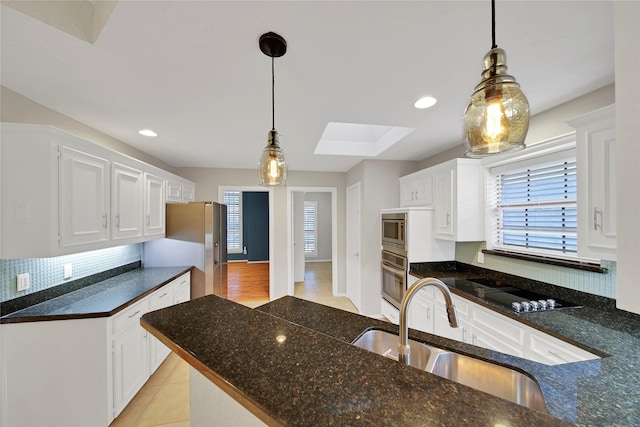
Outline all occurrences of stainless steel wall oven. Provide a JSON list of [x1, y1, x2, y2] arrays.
[[381, 249, 407, 309]]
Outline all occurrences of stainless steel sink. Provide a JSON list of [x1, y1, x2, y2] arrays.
[[351, 329, 547, 413]]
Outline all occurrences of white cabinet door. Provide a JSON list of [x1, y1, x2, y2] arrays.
[[112, 162, 144, 240], [59, 146, 110, 247], [571, 105, 617, 260], [182, 181, 196, 202], [148, 286, 174, 373], [433, 292, 469, 342], [173, 272, 192, 304], [469, 304, 526, 358], [144, 173, 166, 236], [433, 159, 485, 241], [408, 287, 434, 334], [112, 322, 149, 416], [434, 168, 454, 238], [166, 180, 183, 203], [400, 171, 433, 207]]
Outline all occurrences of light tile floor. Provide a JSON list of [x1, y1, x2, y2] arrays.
[[110, 262, 357, 427]]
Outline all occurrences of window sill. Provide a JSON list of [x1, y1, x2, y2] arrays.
[[481, 249, 608, 273]]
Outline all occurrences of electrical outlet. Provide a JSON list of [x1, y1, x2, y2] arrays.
[[64, 264, 73, 279], [477, 252, 485, 264], [17, 273, 30, 291]]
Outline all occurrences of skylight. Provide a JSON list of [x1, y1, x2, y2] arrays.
[[314, 122, 415, 156]]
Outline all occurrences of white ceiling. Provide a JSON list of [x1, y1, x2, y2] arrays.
[[0, 1, 615, 173]]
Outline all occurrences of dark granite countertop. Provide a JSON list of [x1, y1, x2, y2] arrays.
[[142, 295, 574, 426], [0, 266, 191, 323]]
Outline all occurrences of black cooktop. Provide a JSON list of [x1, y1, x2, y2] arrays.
[[439, 277, 582, 313]]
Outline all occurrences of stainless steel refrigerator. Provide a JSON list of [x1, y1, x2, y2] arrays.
[[143, 202, 227, 299]]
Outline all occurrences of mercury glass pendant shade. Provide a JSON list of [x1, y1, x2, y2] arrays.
[[464, 36, 529, 156], [464, 48, 529, 157], [259, 129, 287, 186], [257, 32, 288, 186]]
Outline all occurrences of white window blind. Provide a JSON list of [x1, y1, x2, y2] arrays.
[[303, 201, 317, 257], [489, 152, 577, 258], [223, 190, 242, 253]]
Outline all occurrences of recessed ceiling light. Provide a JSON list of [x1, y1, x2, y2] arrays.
[[139, 129, 158, 137], [414, 96, 437, 109]]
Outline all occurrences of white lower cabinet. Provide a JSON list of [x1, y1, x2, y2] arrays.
[[112, 309, 150, 415], [405, 278, 599, 365], [0, 272, 190, 427]]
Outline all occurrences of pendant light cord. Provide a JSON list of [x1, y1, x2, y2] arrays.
[[491, 0, 497, 49], [271, 56, 275, 131]]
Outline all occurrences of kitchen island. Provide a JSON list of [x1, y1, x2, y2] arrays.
[[142, 294, 635, 426]]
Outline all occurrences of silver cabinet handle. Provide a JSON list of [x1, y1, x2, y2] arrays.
[[160, 292, 168, 298], [128, 310, 141, 319], [593, 208, 602, 231], [102, 214, 107, 229], [115, 213, 119, 228], [548, 350, 568, 362], [146, 215, 150, 226]]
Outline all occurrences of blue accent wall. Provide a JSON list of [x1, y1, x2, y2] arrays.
[[243, 192, 269, 262]]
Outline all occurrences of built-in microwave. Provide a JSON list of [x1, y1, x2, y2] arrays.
[[381, 212, 406, 257]]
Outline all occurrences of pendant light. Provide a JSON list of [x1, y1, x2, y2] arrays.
[[258, 32, 288, 186], [463, 0, 529, 157]]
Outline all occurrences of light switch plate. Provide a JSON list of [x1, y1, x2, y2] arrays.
[[17, 273, 30, 291]]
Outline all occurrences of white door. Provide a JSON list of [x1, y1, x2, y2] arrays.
[[293, 192, 305, 282], [346, 182, 361, 311]]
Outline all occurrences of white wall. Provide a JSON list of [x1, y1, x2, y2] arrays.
[[0, 86, 178, 174], [346, 159, 419, 316], [614, 1, 640, 314]]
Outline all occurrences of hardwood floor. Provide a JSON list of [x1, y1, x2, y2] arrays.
[[223, 261, 269, 302]]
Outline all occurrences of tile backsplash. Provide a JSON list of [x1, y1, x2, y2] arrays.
[[1, 244, 142, 302], [456, 242, 616, 299]]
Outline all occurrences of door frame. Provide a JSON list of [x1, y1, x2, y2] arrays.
[[218, 186, 275, 300], [286, 187, 338, 296], [346, 181, 362, 311]]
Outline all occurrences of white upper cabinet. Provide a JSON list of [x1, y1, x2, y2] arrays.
[[112, 162, 144, 241], [432, 158, 485, 241], [166, 178, 196, 203], [59, 146, 111, 248], [144, 172, 166, 237], [0, 123, 193, 258], [400, 170, 434, 207], [569, 105, 617, 261]]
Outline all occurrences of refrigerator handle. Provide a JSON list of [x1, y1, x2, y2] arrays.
[[214, 242, 220, 265]]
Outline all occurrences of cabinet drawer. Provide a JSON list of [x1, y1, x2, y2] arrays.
[[149, 286, 173, 311], [112, 298, 149, 336], [528, 331, 599, 365]]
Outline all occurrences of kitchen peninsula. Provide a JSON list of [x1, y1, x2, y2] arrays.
[[141, 291, 640, 426]]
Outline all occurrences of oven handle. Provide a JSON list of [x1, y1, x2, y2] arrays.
[[381, 261, 407, 277]]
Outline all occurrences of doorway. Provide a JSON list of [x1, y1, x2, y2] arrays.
[[219, 186, 274, 300], [286, 187, 338, 297]]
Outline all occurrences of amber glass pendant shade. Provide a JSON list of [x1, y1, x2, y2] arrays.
[[463, 0, 530, 158], [258, 129, 287, 186], [257, 32, 288, 186]]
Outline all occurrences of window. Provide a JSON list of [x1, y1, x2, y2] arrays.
[[488, 147, 577, 259], [303, 201, 317, 257], [223, 190, 242, 253]]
